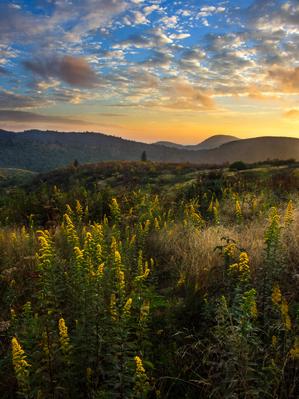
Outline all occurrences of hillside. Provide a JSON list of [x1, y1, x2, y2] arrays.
[[156, 134, 239, 150], [0, 130, 298, 172]]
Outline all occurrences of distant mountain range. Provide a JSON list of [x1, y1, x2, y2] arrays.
[[0, 129, 298, 172], [155, 134, 239, 150]]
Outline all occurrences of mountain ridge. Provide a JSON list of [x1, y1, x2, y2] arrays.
[[155, 134, 240, 150], [0, 129, 298, 172]]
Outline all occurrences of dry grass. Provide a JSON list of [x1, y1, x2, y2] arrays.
[[153, 210, 299, 296]]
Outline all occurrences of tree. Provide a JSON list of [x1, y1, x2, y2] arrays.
[[141, 151, 147, 162], [229, 161, 247, 171]]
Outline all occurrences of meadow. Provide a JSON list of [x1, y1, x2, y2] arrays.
[[0, 161, 298, 398]]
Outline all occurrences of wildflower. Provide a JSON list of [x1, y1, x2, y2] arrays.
[[224, 243, 236, 258], [239, 252, 250, 273], [290, 337, 299, 359], [229, 251, 250, 280], [114, 250, 125, 294], [140, 300, 150, 322], [123, 298, 133, 317], [134, 355, 149, 395], [271, 285, 282, 305], [241, 289, 258, 318], [135, 356, 146, 375], [74, 246, 84, 260], [138, 250, 144, 275], [75, 200, 83, 220], [110, 293, 117, 321], [111, 236, 118, 252], [110, 198, 120, 223], [265, 207, 280, 251], [272, 335, 278, 348], [280, 299, 292, 331], [97, 262, 105, 278], [11, 337, 30, 389], [235, 199, 242, 221], [284, 200, 294, 226], [58, 318, 70, 355], [63, 213, 79, 246]]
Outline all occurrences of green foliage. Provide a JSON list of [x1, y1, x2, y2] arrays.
[[229, 160, 248, 171], [0, 162, 298, 398]]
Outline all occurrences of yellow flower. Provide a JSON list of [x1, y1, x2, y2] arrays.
[[280, 299, 292, 331], [134, 355, 149, 395], [239, 252, 250, 273], [74, 246, 84, 259], [271, 285, 282, 305], [110, 293, 117, 321], [284, 200, 294, 226], [140, 300, 150, 322], [114, 250, 125, 294], [11, 337, 30, 389], [272, 335, 278, 348], [123, 298, 133, 317], [97, 262, 105, 278], [290, 337, 299, 359], [58, 318, 70, 354], [229, 252, 250, 280], [75, 200, 83, 219], [235, 199, 242, 220], [224, 243, 236, 258], [134, 356, 146, 375]]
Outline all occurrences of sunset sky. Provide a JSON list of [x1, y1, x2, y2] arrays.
[[0, 0, 299, 143]]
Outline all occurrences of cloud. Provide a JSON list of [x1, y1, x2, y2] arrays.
[[0, 110, 89, 125], [283, 108, 299, 118], [23, 56, 100, 88], [268, 66, 299, 92], [159, 78, 216, 110], [169, 33, 190, 40], [0, 90, 48, 109], [0, 66, 8, 75]]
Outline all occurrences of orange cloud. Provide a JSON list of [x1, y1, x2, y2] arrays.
[[284, 109, 299, 118], [268, 66, 299, 93]]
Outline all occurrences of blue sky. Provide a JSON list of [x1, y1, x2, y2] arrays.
[[0, 0, 298, 142]]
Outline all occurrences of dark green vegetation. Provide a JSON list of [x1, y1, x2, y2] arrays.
[[0, 161, 298, 398], [1, 129, 299, 172]]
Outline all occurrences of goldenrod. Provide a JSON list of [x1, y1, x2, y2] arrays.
[[280, 299, 292, 331], [58, 318, 70, 354], [11, 337, 30, 389], [134, 356, 146, 375], [110, 293, 117, 321], [123, 298, 133, 317], [271, 285, 282, 305], [284, 200, 294, 226], [140, 300, 150, 322], [290, 336, 299, 359]]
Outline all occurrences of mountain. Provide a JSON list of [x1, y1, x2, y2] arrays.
[[0, 129, 298, 172], [155, 134, 239, 150]]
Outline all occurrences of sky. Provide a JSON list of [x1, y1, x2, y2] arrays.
[[0, 0, 299, 143]]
